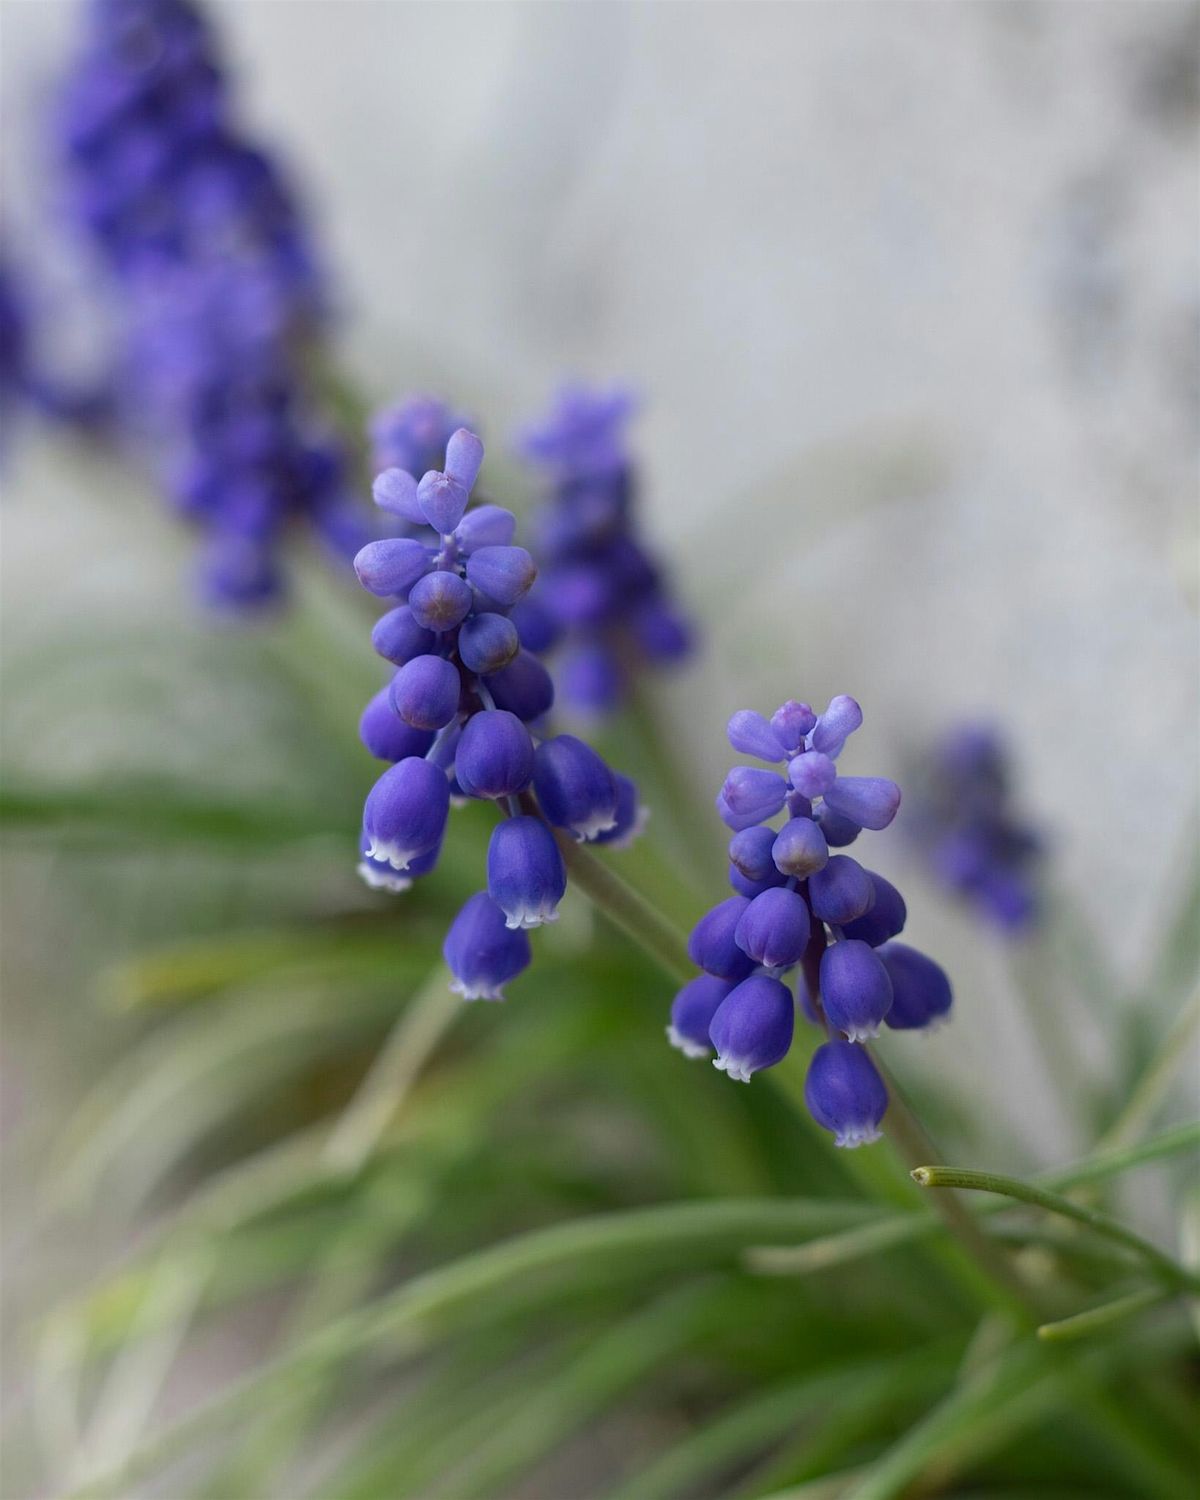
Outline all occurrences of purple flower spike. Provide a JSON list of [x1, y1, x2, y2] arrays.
[[466, 545, 538, 608], [688, 896, 755, 982], [734, 887, 811, 970], [879, 943, 953, 1030], [372, 467, 424, 524], [727, 710, 786, 762], [455, 505, 517, 552], [811, 695, 864, 758], [771, 701, 817, 753], [820, 940, 893, 1042], [667, 974, 735, 1058], [808, 854, 875, 925], [717, 766, 788, 831], [771, 817, 829, 878], [485, 649, 555, 721], [408, 570, 474, 633], [805, 1041, 889, 1147], [729, 825, 781, 884], [593, 773, 647, 849], [358, 687, 436, 763], [417, 469, 470, 534], [455, 710, 534, 800], [389, 654, 461, 730], [487, 815, 567, 930], [444, 427, 485, 492], [354, 538, 433, 598], [788, 751, 837, 799], [362, 756, 450, 871], [458, 612, 520, 675], [709, 975, 795, 1082], [843, 872, 907, 947], [444, 891, 531, 1001], [533, 735, 618, 841], [371, 605, 435, 666], [824, 776, 902, 832]]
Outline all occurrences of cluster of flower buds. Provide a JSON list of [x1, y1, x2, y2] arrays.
[[55, 0, 359, 610], [669, 696, 952, 1148], [354, 421, 644, 1000], [908, 724, 1042, 933], [515, 384, 692, 716]]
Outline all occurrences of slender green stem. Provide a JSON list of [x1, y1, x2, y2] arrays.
[[873, 1057, 1037, 1318], [1097, 988, 1200, 1153], [558, 836, 693, 984], [750, 1121, 1200, 1277], [911, 1166, 1200, 1292], [1036, 1286, 1169, 1343]]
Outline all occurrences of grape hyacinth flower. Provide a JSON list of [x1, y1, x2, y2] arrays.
[[55, 0, 362, 610], [354, 421, 644, 1003], [515, 384, 693, 716], [908, 724, 1043, 933], [668, 694, 953, 1148]]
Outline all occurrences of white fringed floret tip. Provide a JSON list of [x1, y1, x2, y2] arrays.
[[835, 1123, 883, 1149], [366, 835, 423, 871], [503, 902, 561, 931], [357, 860, 413, 894], [450, 977, 506, 1002], [712, 1053, 753, 1083], [573, 809, 620, 842], [666, 1025, 709, 1060]]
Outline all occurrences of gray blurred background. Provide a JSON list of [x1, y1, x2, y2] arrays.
[[2, 0, 1197, 1168]]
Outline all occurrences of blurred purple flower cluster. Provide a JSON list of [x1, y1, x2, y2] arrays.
[[516, 384, 693, 716], [909, 724, 1042, 934], [55, 0, 361, 609]]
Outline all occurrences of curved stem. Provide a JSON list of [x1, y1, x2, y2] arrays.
[[558, 837, 693, 984], [911, 1166, 1200, 1293]]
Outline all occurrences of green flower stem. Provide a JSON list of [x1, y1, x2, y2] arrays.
[[1097, 986, 1200, 1153], [910, 1166, 1200, 1293], [1036, 1285, 1169, 1343], [871, 1057, 1039, 1318], [557, 837, 694, 984], [748, 1121, 1200, 1277]]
